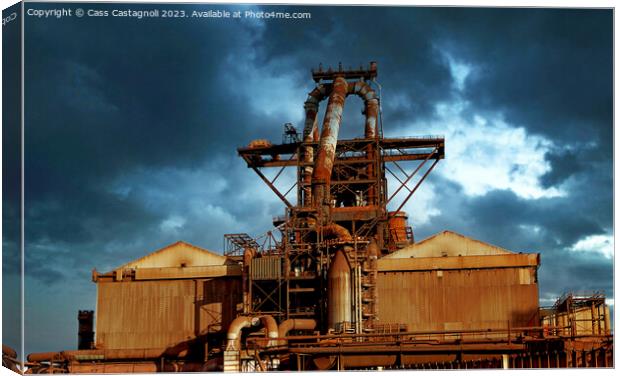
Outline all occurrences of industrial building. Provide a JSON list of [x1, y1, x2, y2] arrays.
[[18, 63, 613, 372]]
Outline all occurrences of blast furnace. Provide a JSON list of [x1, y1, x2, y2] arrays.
[[20, 62, 612, 373]]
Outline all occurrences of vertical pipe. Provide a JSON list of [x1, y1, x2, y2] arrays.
[[302, 86, 328, 207], [348, 81, 379, 205], [242, 248, 255, 314], [364, 98, 379, 139], [312, 76, 348, 217], [357, 264, 362, 333], [351, 265, 357, 332]]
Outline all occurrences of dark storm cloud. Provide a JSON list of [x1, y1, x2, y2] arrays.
[[432, 8, 612, 149], [540, 148, 588, 188], [23, 4, 291, 277], [18, 4, 612, 354], [256, 7, 613, 186]]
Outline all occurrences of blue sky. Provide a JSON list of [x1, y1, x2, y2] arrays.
[[1, 3, 613, 355]]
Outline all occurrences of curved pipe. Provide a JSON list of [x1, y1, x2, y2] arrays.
[[226, 316, 256, 351], [225, 315, 278, 351], [258, 315, 279, 348], [348, 80, 379, 204], [303, 77, 379, 207], [321, 224, 352, 242], [310, 76, 380, 212], [303, 84, 331, 143], [277, 319, 316, 346], [347, 81, 379, 139]]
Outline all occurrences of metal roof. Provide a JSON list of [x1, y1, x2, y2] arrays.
[[384, 230, 517, 259], [114, 241, 228, 270]]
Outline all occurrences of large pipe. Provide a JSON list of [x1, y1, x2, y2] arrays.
[[321, 223, 352, 242], [302, 84, 330, 143], [302, 84, 331, 206], [347, 81, 379, 139], [259, 315, 279, 348], [312, 76, 348, 215], [328, 250, 352, 330], [310, 75, 380, 213], [226, 316, 256, 351], [225, 315, 278, 351], [348, 80, 379, 204], [277, 319, 317, 346]]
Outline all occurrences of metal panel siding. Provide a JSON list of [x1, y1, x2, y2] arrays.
[[378, 253, 538, 271], [134, 265, 241, 280], [377, 267, 539, 334], [96, 278, 242, 350], [250, 256, 282, 280]]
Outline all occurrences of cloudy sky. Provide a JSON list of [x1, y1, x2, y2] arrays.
[[2, 3, 613, 355]]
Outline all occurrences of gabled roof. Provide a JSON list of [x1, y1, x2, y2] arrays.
[[115, 241, 228, 271], [384, 230, 515, 259]]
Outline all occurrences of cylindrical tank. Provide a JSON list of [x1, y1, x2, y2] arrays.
[[388, 211, 409, 243], [327, 250, 351, 330]]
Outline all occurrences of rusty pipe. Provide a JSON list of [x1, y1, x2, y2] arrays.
[[302, 85, 331, 206], [2, 345, 17, 359], [348, 80, 379, 203], [321, 223, 352, 242], [347, 81, 379, 139], [311, 76, 381, 213], [28, 351, 62, 362], [312, 76, 348, 214], [225, 315, 278, 351], [303, 84, 330, 143], [277, 319, 317, 346]]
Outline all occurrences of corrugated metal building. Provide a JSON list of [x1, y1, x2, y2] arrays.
[[377, 231, 540, 335], [92, 233, 540, 349], [93, 241, 242, 351]]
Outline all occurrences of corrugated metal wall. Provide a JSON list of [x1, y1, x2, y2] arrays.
[[377, 267, 539, 335], [96, 278, 241, 350]]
